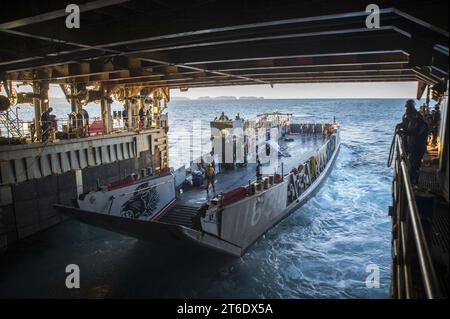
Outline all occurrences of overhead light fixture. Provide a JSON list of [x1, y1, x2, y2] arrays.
[[180, 87, 189, 92]]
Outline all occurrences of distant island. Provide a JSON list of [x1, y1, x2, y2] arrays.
[[172, 96, 265, 101], [197, 96, 237, 100], [238, 96, 264, 100]]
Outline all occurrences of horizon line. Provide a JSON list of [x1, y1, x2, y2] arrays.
[[48, 96, 422, 100]]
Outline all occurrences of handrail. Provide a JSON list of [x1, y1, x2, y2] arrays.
[[392, 134, 441, 298], [118, 177, 174, 197]]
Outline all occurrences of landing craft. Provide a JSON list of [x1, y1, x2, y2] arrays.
[[56, 113, 340, 256]]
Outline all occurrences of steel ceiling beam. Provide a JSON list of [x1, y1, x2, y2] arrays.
[[0, 1, 446, 87], [118, 74, 419, 88], [0, 24, 406, 70], [1, 4, 446, 69], [92, 68, 414, 86], [166, 78, 418, 90], [0, 0, 131, 30], [141, 33, 410, 65], [182, 52, 410, 72]]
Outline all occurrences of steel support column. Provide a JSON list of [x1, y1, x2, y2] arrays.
[[100, 86, 112, 134], [32, 81, 42, 141]]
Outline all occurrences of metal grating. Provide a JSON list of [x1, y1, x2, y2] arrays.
[[418, 170, 441, 194]]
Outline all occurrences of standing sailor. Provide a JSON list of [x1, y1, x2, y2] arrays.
[[205, 163, 216, 197], [397, 99, 429, 185], [139, 106, 146, 129], [40, 107, 53, 142], [419, 103, 428, 118], [218, 112, 229, 121], [431, 105, 441, 146]]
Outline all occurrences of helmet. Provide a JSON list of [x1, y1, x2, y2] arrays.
[[405, 99, 416, 107]]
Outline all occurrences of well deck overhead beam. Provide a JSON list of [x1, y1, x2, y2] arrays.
[[0, 6, 446, 69], [0, 6, 446, 61], [0, 0, 131, 30], [3, 6, 445, 54], [0, 25, 408, 71], [4, 51, 412, 83], [93, 68, 415, 86], [0, 0, 447, 87], [119, 74, 419, 88]]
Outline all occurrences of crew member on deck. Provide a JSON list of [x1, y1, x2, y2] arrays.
[[139, 106, 146, 129], [205, 163, 216, 197], [235, 113, 241, 120], [40, 107, 53, 142], [218, 112, 229, 121], [396, 99, 429, 185], [419, 103, 429, 119], [431, 105, 441, 146]]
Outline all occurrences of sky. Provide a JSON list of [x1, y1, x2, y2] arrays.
[[46, 81, 418, 99], [170, 82, 418, 99]]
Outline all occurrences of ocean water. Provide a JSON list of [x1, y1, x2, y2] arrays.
[[166, 99, 403, 298], [1, 98, 411, 298]]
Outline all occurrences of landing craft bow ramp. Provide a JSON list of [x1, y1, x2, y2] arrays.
[[0, 0, 448, 90]]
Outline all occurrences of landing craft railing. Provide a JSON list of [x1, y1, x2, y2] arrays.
[[286, 128, 338, 203], [389, 134, 441, 298]]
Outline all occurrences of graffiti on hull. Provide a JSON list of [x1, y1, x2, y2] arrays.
[[120, 183, 160, 219]]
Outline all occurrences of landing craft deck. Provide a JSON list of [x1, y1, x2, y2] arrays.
[[177, 135, 323, 207]]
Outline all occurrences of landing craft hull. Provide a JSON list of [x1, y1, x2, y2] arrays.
[[77, 174, 176, 221], [242, 141, 340, 254], [54, 204, 243, 256], [55, 138, 340, 257]]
